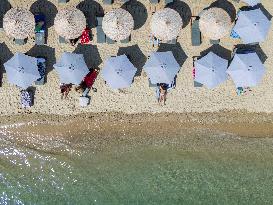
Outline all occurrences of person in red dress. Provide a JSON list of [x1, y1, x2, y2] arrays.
[[75, 68, 99, 93]]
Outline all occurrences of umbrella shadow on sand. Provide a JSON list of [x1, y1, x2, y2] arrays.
[[26, 45, 56, 77], [166, 0, 192, 28], [206, 0, 236, 22], [234, 44, 268, 63], [0, 42, 13, 86], [30, 0, 58, 43], [74, 44, 102, 69], [240, 4, 272, 20], [117, 44, 146, 76], [200, 45, 232, 61], [0, 0, 11, 28], [157, 43, 188, 67], [77, 0, 104, 29], [121, 0, 148, 30]]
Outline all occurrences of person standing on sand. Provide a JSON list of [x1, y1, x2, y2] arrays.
[[60, 83, 72, 99], [158, 83, 167, 106]]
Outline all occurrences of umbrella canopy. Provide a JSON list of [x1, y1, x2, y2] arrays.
[[194, 52, 228, 89], [241, 0, 260, 6], [53, 52, 89, 85], [102, 8, 134, 41], [54, 7, 86, 39], [150, 8, 182, 41], [4, 52, 40, 89], [233, 9, 271, 44], [227, 52, 265, 87], [3, 7, 35, 39], [102, 55, 137, 89], [199, 8, 232, 40], [144, 51, 180, 84]]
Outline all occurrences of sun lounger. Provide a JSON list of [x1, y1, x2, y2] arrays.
[[210, 39, 220, 45], [103, 0, 113, 4], [166, 38, 176, 44], [150, 0, 159, 3], [106, 36, 115, 44], [58, 0, 67, 3], [165, 0, 173, 5], [120, 35, 130, 43], [191, 17, 201, 46], [14, 38, 26, 45], [20, 89, 34, 108], [35, 57, 46, 85], [96, 17, 106, 43], [35, 14, 46, 45], [59, 36, 67, 44]]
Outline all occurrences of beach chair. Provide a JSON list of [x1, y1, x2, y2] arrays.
[[35, 57, 46, 85], [96, 17, 106, 43], [35, 14, 46, 45], [120, 35, 131, 43], [191, 17, 201, 46], [59, 36, 67, 44], [150, 0, 159, 3], [165, 0, 173, 6], [20, 89, 34, 108], [210, 39, 220, 45], [106, 36, 115, 44], [14, 38, 27, 45], [58, 0, 68, 3], [103, 0, 113, 4], [166, 38, 176, 44]]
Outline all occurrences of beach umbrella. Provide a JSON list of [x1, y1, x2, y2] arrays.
[[101, 55, 137, 89], [102, 8, 134, 41], [144, 51, 180, 84], [233, 8, 271, 44], [199, 8, 232, 40], [3, 7, 35, 39], [4, 52, 40, 89], [194, 52, 228, 89], [54, 7, 86, 39], [151, 8, 182, 41], [241, 0, 260, 6], [227, 52, 265, 87], [53, 52, 89, 85]]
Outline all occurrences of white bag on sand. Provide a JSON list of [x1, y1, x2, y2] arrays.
[[79, 96, 90, 107]]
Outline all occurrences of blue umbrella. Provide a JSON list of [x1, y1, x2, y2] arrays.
[[53, 52, 89, 85], [227, 52, 265, 87], [102, 55, 137, 89], [233, 8, 271, 44], [4, 52, 40, 89], [194, 52, 228, 89], [144, 51, 180, 84]]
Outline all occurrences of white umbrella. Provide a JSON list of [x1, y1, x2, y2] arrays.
[[199, 8, 232, 40], [54, 7, 86, 39], [227, 52, 265, 87], [144, 51, 180, 84], [102, 55, 137, 89], [53, 52, 89, 85], [3, 7, 35, 39], [151, 8, 182, 41], [4, 52, 40, 89], [194, 52, 228, 89], [102, 8, 134, 41], [233, 8, 271, 44], [242, 0, 260, 6]]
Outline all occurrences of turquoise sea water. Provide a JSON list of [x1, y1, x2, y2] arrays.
[[1, 127, 273, 205]]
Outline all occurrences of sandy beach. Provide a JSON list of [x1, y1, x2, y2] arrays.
[[0, 0, 272, 117]]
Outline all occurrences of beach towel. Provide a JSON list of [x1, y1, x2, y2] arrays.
[[81, 28, 90, 44]]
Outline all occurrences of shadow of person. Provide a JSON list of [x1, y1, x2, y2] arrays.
[[0, 0, 11, 28], [166, 0, 192, 28], [157, 42, 188, 67], [26, 45, 56, 75], [117, 44, 146, 76], [77, 0, 105, 29], [74, 44, 102, 69], [0, 42, 13, 86], [121, 0, 148, 30], [207, 0, 236, 22], [200, 45, 232, 61]]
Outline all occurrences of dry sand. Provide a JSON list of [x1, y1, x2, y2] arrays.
[[0, 0, 272, 117]]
